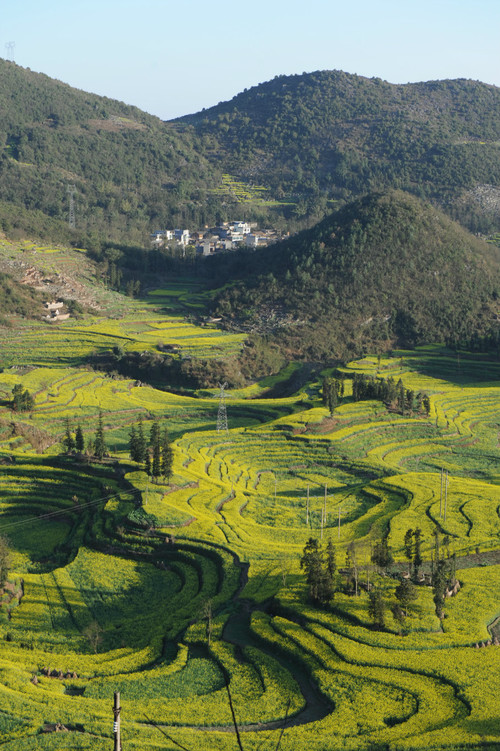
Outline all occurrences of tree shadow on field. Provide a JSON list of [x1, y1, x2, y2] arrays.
[[395, 351, 500, 388]]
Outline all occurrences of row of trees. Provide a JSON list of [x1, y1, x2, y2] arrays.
[[322, 374, 431, 417], [350, 374, 431, 416], [61, 413, 174, 480], [129, 418, 173, 481], [62, 413, 107, 459]]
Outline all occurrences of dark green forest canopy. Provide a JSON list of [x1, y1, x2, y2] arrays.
[[0, 60, 222, 243], [177, 70, 500, 230], [211, 191, 500, 359], [1, 62, 500, 244]]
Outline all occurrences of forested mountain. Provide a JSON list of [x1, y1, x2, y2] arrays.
[[177, 70, 500, 232], [0, 60, 221, 244], [1, 61, 500, 246], [211, 191, 500, 359]]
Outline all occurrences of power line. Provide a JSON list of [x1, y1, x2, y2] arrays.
[[0, 487, 140, 534]]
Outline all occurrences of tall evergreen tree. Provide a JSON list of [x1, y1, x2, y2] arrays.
[[136, 418, 147, 463], [93, 410, 107, 460], [75, 424, 84, 452], [161, 427, 174, 481], [403, 528, 413, 575], [150, 420, 161, 479], [368, 589, 386, 629], [300, 537, 324, 603], [395, 578, 418, 616], [326, 538, 336, 579], [62, 418, 75, 453], [128, 425, 139, 462]]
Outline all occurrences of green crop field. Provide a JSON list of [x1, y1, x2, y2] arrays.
[[0, 284, 499, 751]]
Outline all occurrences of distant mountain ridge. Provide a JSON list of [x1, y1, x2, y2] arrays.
[[177, 70, 500, 230], [0, 62, 499, 245]]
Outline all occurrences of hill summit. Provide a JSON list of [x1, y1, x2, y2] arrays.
[[213, 190, 500, 358]]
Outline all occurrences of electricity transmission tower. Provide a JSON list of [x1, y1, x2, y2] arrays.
[[67, 185, 76, 229], [5, 42, 15, 61], [216, 382, 229, 433]]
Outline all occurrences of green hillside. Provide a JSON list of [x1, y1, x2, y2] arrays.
[[177, 70, 500, 230], [212, 190, 500, 358], [0, 60, 220, 244], [1, 62, 500, 246]]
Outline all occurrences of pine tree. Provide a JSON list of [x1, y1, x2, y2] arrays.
[[63, 418, 75, 453], [300, 537, 323, 603], [371, 538, 394, 573], [150, 420, 161, 479], [93, 410, 107, 460], [300, 537, 334, 606], [403, 528, 413, 575], [432, 559, 449, 619], [326, 538, 336, 578], [161, 427, 173, 481], [136, 418, 147, 463], [75, 425, 84, 452], [395, 578, 418, 616], [368, 589, 386, 629], [129, 425, 139, 461], [391, 602, 406, 633]]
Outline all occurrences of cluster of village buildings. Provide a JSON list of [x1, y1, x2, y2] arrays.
[[150, 221, 286, 256]]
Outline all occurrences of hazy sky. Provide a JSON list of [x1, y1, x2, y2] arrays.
[[2, 0, 499, 120]]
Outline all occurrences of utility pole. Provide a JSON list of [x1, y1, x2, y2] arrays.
[[113, 692, 122, 751], [306, 484, 309, 526], [216, 382, 229, 433]]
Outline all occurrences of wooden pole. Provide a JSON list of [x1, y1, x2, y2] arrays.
[[113, 691, 121, 751], [306, 484, 309, 526]]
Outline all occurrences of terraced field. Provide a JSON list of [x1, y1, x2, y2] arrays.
[[0, 300, 499, 750]]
